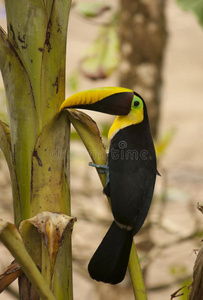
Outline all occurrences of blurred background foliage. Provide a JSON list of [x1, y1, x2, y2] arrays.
[[175, 0, 203, 27], [0, 0, 203, 299]]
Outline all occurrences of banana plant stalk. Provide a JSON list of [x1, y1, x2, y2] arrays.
[[0, 1, 74, 299]]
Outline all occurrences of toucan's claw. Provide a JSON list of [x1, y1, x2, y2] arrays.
[[89, 162, 108, 171], [89, 162, 109, 184]]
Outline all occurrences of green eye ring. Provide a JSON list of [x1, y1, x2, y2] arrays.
[[131, 96, 142, 109]]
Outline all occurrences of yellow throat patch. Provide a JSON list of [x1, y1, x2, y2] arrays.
[[108, 95, 144, 141]]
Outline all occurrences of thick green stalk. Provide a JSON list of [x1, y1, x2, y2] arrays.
[[0, 1, 73, 299], [128, 243, 147, 300], [2, 0, 72, 222]]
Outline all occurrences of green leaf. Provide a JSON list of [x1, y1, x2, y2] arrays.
[[5, 0, 72, 128], [41, 0, 72, 126], [155, 129, 175, 159], [181, 279, 192, 299], [5, 0, 47, 127], [80, 25, 119, 80], [175, 0, 203, 27], [0, 121, 21, 220], [0, 28, 38, 223], [31, 111, 70, 216], [67, 71, 79, 92], [74, 2, 110, 18], [0, 120, 11, 170], [67, 109, 107, 187]]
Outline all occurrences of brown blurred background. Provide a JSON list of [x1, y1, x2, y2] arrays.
[[0, 0, 203, 299]]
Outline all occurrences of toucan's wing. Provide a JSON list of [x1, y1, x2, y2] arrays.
[[105, 125, 157, 234], [109, 164, 156, 232]]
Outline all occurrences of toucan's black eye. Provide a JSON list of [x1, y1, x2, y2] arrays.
[[133, 100, 140, 107], [131, 95, 143, 111]]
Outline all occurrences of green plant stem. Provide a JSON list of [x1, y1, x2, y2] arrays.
[[128, 243, 147, 300]]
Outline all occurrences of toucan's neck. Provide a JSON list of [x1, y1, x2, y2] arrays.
[[109, 100, 153, 148], [109, 116, 154, 156], [108, 108, 144, 141]]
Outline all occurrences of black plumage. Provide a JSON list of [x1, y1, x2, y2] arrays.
[[88, 99, 157, 284]]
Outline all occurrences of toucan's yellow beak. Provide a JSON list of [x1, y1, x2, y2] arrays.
[[59, 87, 134, 116]]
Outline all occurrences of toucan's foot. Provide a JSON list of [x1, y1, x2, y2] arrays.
[[89, 162, 108, 172], [89, 162, 109, 184]]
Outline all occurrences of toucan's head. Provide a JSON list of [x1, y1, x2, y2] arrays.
[[60, 87, 147, 140]]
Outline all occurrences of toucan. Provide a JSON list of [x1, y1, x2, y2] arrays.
[[60, 87, 158, 284]]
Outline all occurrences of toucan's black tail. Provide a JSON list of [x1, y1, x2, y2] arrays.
[[88, 221, 133, 284]]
